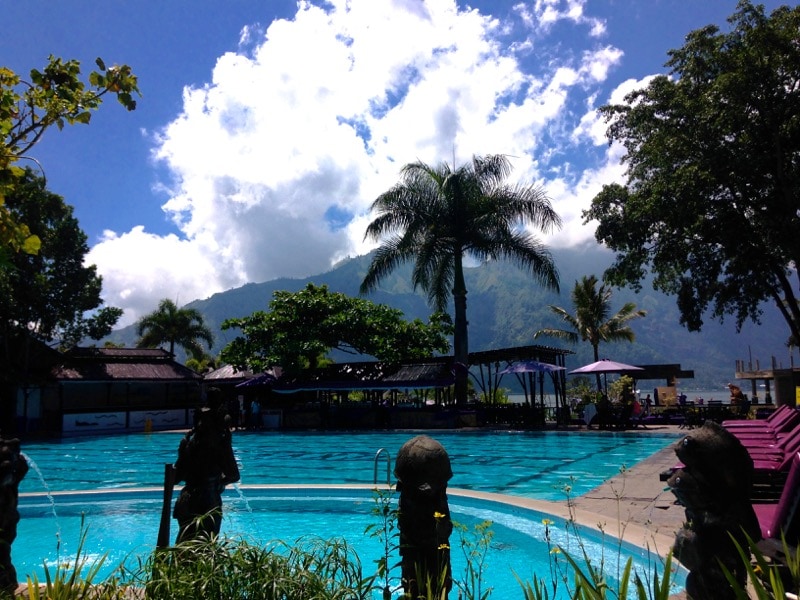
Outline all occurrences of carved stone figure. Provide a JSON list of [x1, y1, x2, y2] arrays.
[[395, 435, 453, 598], [667, 421, 761, 599], [173, 397, 240, 543], [0, 436, 28, 592]]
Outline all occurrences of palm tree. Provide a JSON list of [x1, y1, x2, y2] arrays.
[[534, 275, 646, 390], [360, 154, 561, 404], [136, 298, 214, 360]]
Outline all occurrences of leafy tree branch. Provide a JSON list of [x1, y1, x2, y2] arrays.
[[220, 283, 452, 374]]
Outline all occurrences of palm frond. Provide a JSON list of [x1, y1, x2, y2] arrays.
[[536, 275, 645, 359], [360, 237, 413, 294], [361, 154, 564, 399], [534, 328, 579, 344]]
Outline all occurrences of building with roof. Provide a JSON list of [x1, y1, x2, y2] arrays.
[[17, 347, 202, 436], [241, 345, 575, 430]]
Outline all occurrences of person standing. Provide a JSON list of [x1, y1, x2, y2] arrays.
[[250, 398, 262, 430]]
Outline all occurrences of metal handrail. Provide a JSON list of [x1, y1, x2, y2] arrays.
[[373, 448, 391, 486]]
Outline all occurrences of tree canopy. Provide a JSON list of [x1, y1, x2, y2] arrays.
[[136, 298, 214, 360], [220, 283, 452, 373], [0, 170, 122, 350], [360, 154, 561, 403], [1, 55, 139, 266], [584, 2, 800, 344]]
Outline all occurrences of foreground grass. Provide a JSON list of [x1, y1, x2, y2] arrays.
[[15, 531, 799, 599], [18, 533, 375, 600]]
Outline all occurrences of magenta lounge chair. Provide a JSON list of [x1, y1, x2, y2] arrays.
[[725, 405, 796, 433], [747, 434, 800, 478], [753, 452, 800, 540], [724, 403, 789, 427], [728, 408, 799, 435], [752, 444, 800, 473], [732, 413, 800, 447], [745, 426, 800, 460]]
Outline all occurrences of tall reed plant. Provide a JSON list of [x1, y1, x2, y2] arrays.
[[123, 532, 374, 599]]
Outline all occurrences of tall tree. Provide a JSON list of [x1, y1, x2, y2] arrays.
[[1, 56, 139, 267], [584, 2, 800, 344], [0, 170, 122, 350], [534, 275, 646, 389], [360, 154, 561, 404], [220, 283, 452, 374], [136, 299, 213, 360]]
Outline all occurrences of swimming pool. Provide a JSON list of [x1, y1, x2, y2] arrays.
[[20, 429, 676, 499], [16, 430, 681, 598], [18, 487, 681, 599]]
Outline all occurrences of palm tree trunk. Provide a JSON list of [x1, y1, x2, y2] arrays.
[[452, 258, 469, 405], [592, 344, 602, 392]]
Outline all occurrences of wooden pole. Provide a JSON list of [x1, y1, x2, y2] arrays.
[[156, 463, 176, 548]]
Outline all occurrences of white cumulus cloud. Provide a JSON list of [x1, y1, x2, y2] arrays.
[[91, 0, 632, 326]]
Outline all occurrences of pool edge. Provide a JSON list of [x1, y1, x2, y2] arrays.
[[21, 483, 677, 561]]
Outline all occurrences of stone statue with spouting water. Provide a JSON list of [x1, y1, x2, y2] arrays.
[[172, 391, 240, 543], [395, 434, 453, 599], [0, 435, 28, 593]]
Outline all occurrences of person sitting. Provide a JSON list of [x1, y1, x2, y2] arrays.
[[632, 398, 643, 418], [737, 395, 751, 418], [727, 383, 745, 406]]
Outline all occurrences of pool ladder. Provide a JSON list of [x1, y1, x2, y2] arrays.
[[373, 447, 391, 486]]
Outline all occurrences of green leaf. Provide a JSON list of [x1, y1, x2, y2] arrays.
[[89, 72, 105, 87], [21, 234, 41, 255], [585, 2, 800, 345]]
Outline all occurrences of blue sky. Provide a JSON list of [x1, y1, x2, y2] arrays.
[[3, 0, 792, 326]]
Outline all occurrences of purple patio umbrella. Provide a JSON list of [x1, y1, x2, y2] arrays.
[[235, 372, 277, 388], [569, 359, 643, 375], [499, 360, 566, 408], [570, 359, 643, 393], [498, 360, 566, 375]]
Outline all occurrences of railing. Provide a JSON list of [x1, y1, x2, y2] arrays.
[[373, 447, 391, 486]]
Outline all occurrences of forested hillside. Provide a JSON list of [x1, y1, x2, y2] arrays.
[[103, 245, 793, 389]]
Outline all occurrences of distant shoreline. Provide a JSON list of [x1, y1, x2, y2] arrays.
[[507, 388, 765, 406]]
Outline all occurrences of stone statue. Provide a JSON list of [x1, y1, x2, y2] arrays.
[[395, 435, 453, 598], [667, 421, 761, 599], [173, 396, 240, 544], [0, 436, 28, 593]]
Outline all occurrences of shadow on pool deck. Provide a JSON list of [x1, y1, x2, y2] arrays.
[[564, 424, 685, 536], [451, 424, 686, 553], [539, 423, 688, 599], [440, 424, 689, 599]]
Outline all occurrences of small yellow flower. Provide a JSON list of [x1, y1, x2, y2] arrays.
[[550, 547, 561, 555], [438, 544, 450, 550], [433, 511, 446, 519], [542, 518, 553, 526]]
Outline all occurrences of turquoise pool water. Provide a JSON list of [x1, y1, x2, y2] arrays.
[[16, 430, 681, 598], [20, 429, 676, 499], [18, 488, 681, 599]]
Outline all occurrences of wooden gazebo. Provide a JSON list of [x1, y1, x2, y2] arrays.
[[469, 344, 573, 425]]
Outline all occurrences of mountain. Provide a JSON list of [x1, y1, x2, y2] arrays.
[[102, 245, 793, 390]]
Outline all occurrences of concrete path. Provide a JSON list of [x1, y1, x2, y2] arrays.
[[566, 424, 686, 545]]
